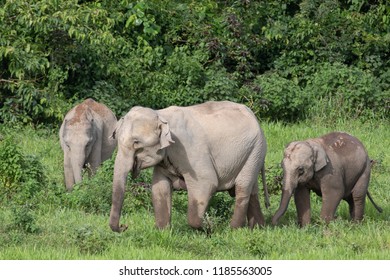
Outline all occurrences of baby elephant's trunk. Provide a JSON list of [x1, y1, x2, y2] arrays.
[[272, 189, 293, 225]]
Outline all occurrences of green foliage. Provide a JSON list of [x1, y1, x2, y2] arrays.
[[265, 164, 283, 196], [62, 158, 114, 214], [202, 192, 235, 236], [0, 136, 46, 203], [62, 156, 153, 215], [0, 137, 24, 190], [73, 225, 110, 255], [244, 73, 309, 121], [0, 120, 388, 260], [208, 192, 234, 223], [305, 63, 388, 119], [1, 0, 389, 123], [10, 203, 40, 234]]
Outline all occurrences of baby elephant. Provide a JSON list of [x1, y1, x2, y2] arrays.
[[60, 98, 117, 191], [272, 132, 382, 226]]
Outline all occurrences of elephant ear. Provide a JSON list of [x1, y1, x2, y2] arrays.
[[158, 115, 175, 149], [110, 117, 124, 140], [308, 140, 328, 172]]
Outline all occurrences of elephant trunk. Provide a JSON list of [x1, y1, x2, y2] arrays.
[[109, 180, 125, 232], [109, 151, 132, 232], [71, 152, 86, 186], [272, 177, 296, 225], [64, 157, 75, 192]]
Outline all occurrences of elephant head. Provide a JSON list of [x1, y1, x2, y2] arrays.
[[61, 109, 97, 190], [272, 140, 328, 225], [109, 107, 174, 232]]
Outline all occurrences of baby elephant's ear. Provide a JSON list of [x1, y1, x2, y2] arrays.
[[158, 115, 175, 149], [110, 117, 124, 140], [308, 140, 328, 172]]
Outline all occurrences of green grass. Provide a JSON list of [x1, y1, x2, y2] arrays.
[[0, 118, 389, 260]]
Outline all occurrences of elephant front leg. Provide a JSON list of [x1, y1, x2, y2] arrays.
[[151, 169, 172, 229], [320, 188, 343, 223], [294, 186, 311, 226], [187, 183, 215, 229]]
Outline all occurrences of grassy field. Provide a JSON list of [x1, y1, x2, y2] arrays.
[[0, 118, 389, 260]]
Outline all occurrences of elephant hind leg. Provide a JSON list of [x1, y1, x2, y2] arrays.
[[232, 152, 265, 229], [231, 189, 250, 228], [351, 164, 370, 222], [246, 182, 265, 229], [232, 179, 263, 229], [351, 194, 366, 222]]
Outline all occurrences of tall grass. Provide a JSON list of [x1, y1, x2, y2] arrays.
[[0, 118, 388, 260]]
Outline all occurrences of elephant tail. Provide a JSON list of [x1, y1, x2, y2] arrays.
[[261, 165, 270, 209], [367, 191, 383, 213]]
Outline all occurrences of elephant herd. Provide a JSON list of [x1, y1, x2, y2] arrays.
[[60, 99, 382, 233]]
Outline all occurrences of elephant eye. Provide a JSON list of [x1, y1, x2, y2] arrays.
[[133, 139, 142, 149], [297, 167, 304, 175]]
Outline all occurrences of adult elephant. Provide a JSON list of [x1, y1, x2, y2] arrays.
[[109, 101, 268, 232], [60, 98, 117, 191], [272, 132, 382, 226]]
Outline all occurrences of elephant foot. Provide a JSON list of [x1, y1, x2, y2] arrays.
[[230, 213, 247, 228]]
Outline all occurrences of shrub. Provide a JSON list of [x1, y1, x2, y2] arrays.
[[305, 63, 388, 119], [265, 164, 283, 196], [0, 136, 46, 204], [202, 192, 235, 235], [203, 64, 240, 102], [10, 203, 40, 234], [242, 73, 308, 121], [0, 137, 24, 191], [62, 156, 153, 215], [73, 225, 110, 255]]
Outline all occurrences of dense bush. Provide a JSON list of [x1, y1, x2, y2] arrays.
[[62, 156, 154, 215], [73, 225, 111, 254], [304, 63, 388, 119], [1, 0, 389, 123], [10, 203, 40, 234], [243, 73, 309, 121], [0, 136, 46, 204]]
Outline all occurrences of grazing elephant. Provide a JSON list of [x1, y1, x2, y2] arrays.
[[109, 101, 268, 232], [272, 132, 382, 226], [60, 98, 117, 191]]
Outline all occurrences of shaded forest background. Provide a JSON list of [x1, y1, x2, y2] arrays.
[[1, 0, 389, 124]]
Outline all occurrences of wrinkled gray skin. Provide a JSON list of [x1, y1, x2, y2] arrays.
[[59, 99, 117, 191], [272, 132, 382, 226], [109, 101, 268, 232]]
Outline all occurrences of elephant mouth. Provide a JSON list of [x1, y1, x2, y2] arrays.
[[131, 157, 141, 179]]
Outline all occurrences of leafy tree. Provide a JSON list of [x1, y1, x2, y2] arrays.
[[1, 0, 389, 124]]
